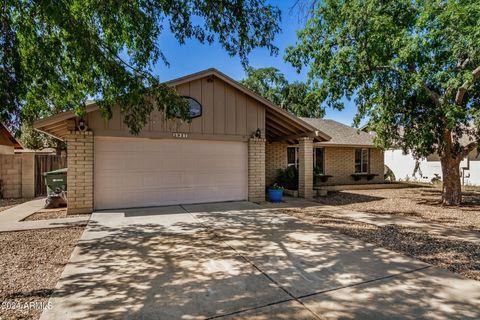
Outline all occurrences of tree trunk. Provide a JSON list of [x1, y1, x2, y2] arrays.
[[440, 156, 462, 205]]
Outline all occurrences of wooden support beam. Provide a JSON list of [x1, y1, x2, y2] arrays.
[[270, 131, 319, 142]]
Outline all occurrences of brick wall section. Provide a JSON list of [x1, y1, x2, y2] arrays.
[[66, 131, 94, 214], [248, 137, 265, 202], [317, 146, 384, 186], [0, 155, 22, 198], [265, 142, 287, 186], [298, 137, 313, 198], [0, 153, 35, 198]]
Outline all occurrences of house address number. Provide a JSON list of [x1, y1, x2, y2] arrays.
[[172, 132, 188, 138]]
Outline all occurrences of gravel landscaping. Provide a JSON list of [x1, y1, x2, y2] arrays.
[[315, 186, 480, 231], [0, 227, 84, 320], [0, 198, 35, 213], [282, 206, 480, 282], [23, 208, 90, 221]]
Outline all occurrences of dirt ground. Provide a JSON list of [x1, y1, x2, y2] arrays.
[[23, 208, 90, 221], [283, 207, 480, 281], [315, 186, 480, 231], [0, 198, 35, 213], [0, 227, 84, 320], [282, 185, 480, 282]]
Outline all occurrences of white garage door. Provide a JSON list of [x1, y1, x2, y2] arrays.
[[94, 137, 248, 210]]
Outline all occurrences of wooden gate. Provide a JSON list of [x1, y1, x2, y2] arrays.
[[35, 155, 67, 196]]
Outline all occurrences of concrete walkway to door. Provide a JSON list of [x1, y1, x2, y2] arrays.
[[41, 202, 480, 320]]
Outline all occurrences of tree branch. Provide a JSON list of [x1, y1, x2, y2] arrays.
[[455, 66, 480, 105], [424, 84, 442, 106], [461, 140, 479, 158]]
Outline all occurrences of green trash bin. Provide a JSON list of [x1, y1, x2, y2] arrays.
[[43, 168, 67, 194]]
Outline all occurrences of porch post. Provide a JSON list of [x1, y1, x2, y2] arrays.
[[248, 137, 266, 202], [66, 130, 94, 214], [298, 137, 313, 199]]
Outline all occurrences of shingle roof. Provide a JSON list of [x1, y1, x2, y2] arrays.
[[300, 118, 375, 146]]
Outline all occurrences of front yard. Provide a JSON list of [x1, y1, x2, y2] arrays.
[[0, 199, 89, 320], [315, 186, 480, 231], [281, 186, 480, 281], [0, 227, 84, 320]]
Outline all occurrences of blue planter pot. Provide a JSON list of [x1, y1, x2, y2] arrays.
[[268, 189, 284, 203]]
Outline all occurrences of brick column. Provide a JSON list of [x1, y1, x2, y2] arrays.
[[66, 131, 94, 214], [298, 137, 313, 199], [21, 153, 35, 198], [248, 137, 265, 202]]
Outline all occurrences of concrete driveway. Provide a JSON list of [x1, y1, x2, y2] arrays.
[[42, 202, 480, 320]]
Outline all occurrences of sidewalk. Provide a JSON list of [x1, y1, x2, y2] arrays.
[[0, 198, 89, 232]]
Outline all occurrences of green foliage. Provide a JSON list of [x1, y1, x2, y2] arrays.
[[275, 166, 299, 190], [241, 67, 324, 117], [313, 166, 323, 176], [269, 183, 284, 191], [1, 0, 281, 132], [285, 0, 480, 160], [18, 124, 66, 154]]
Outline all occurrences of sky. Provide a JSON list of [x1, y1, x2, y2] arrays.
[[153, 1, 357, 126]]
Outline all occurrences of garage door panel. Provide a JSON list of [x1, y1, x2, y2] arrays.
[[94, 138, 248, 209]]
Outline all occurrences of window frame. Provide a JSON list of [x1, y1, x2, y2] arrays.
[[355, 148, 370, 173], [180, 96, 202, 119], [313, 147, 325, 175], [287, 147, 299, 168]]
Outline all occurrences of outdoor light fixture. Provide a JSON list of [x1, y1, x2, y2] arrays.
[[78, 119, 87, 132], [255, 128, 261, 138]]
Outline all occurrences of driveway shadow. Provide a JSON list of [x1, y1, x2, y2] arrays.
[[41, 205, 480, 320]]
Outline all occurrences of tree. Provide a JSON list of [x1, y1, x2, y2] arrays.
[[241, 67, 324, 117], [285, 0, 480, 205], [1, 0, 281, 133], [18, 125, 66, 156]]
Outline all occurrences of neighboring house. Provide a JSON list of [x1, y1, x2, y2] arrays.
[[266, 118, 384, 187], [34, 68, 384, 214], [385, 149, 480, 186], [0, 123, 23, 154]]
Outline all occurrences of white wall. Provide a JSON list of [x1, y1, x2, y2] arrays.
[[385, 149, 480, 186]]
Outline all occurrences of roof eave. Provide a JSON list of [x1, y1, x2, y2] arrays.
[[33, 68, 330, 141]]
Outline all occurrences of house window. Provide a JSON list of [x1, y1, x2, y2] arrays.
[[178, 96, 202, 119], [355, 148, 370, 173], [287, 147, 299, 168], [314, 148, 325, 174]]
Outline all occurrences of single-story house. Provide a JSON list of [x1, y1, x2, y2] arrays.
[[265, 118, 383, 188], [0, 123, 23, 154], [385, 149, 480, 186], [34, 68, 384, 214]]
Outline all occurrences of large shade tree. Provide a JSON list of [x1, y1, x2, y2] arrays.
[[1, 0, 281, 134], [241, 67, 324, 117], [286, 0, 480, 205]]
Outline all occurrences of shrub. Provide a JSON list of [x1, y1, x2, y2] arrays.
[[275, 166, 298, 190], [269, 183, 284, 190]]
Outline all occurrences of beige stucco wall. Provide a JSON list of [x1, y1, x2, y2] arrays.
[[265, 142, 287, 186], [0, 153, 35, 198], [86, 76, 266, 141]]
